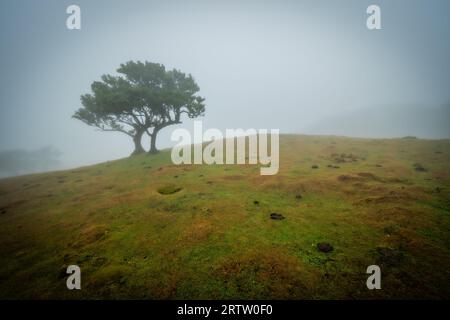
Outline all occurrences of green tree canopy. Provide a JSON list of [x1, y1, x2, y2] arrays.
[[73, 61, 205, 154]]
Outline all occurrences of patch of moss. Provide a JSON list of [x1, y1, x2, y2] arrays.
[[157, 185, 182, 195]]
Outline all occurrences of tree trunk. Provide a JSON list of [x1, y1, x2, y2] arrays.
[[149, 129, 160, 154], [131, 130, 145, 156]]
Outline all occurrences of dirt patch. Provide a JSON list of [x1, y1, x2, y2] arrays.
[[179, 221, 213, 243], [337, 175, 363, 182], [356, 172, 377, 179], [214, 251, 314, 299], [222, 175, 245, 181], [360, 190, 418, 205], [71, 225, 108, 248]]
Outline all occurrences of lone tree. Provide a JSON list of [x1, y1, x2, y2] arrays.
[[73, 61, 205, 155]]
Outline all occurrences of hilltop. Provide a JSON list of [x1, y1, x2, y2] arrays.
[[0, 135, 449, 299]]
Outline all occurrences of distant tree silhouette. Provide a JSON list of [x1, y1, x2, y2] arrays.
[[73, 61, 205, 155]]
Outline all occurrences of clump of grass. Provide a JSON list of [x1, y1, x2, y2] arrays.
[[157, 184, 182, 195]]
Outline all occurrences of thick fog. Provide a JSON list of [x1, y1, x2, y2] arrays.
[[0, 0, 449, 175]]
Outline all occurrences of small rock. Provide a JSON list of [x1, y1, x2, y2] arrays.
[[317, 243, 333, 253], [295, 194, 302, 200], [270, 213, 285, 220], [413, 163, 427, 172], [253, 200, 260, 205], [58, 265, 68, 279], [311, 165, 319, 169], [376, 247, 404, 267]]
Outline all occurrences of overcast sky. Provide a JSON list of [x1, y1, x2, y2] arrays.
[[0, 0, 449, 169]]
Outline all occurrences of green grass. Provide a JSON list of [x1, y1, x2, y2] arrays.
[[0, 134, 449, 299]]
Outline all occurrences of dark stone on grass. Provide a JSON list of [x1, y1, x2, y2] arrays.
[[270, 213, 285, 220], [0, 207, 7, 214], [311, 165, 319, 169], [253, 200, 260, 205], [376, 247, 404, 267], [376, 164, 383, 167], [413, 163, 427, 172], [317, 243, 333, 253], [436, 187, 442, 193], [58, 265, 68, 279], [295, 194, 302, 200]]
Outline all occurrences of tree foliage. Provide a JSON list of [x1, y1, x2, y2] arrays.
[[73, 61, 205, 154]]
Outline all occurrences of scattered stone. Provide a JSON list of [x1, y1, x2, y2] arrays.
[[376, 164, 383, 167], [376, 247, 404, 267], [295, 194, 302, 200], [270, 213, 285, 220], [144, 166, 152, 169], [317, 243, 333, 253], [253, 200, 260, 205], [198, 174, 204, 177], [158, 167, 163, 171], [436, 187, 442, 193], [157, 185, 182, 195], [174, 175, 178, 178], [58, 265, 68, 279], [207, 181, 213, 185], [0, 207, 7, 215], [311, 165, 319, 169], [413, 163, 427, 172]]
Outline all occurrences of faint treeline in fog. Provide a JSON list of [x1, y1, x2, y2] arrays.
[[0, 146, 61, 178]]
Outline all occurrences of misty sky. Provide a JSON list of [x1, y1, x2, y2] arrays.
[[0, 0, 449, 169]]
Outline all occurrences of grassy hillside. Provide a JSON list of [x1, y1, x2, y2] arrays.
[[0, 135, 449, 299]]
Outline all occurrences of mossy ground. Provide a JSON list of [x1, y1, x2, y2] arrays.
[[0, 135, 449, 299]]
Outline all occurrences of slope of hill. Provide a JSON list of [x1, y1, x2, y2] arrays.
[[0, 135, 449, 299]]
